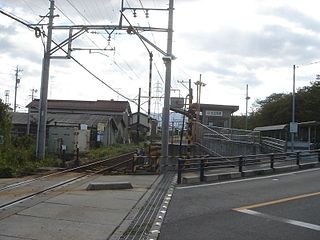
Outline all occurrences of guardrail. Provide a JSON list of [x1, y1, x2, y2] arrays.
[[177, 149, 320, 184]]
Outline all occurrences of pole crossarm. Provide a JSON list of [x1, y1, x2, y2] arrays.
[[122, 7, 169, 12], [50, 28, 87, 56], [52, 25, 168, 32]]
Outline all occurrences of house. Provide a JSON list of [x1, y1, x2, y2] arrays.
[[26, 99, 131, 143], [130, 112, 158, 137], [10, 112, 120, 149]]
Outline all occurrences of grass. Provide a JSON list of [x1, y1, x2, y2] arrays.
[[87, 142, 144, 160]]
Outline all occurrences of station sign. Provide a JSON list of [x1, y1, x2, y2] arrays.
[[205, 110, 223, 117]]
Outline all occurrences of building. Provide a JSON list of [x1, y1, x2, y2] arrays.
[[26, 99, 131, 143], [194, 103, 239, 128], [130, 112, 158, 137], [10, 99, 132, 154]]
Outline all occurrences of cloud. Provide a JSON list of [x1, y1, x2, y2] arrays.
[[265, 6, 320, 33]]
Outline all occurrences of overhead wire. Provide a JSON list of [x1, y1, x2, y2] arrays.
[[50, 38, 148, 112], [1, 2, 147, 113], [59, 0, 141, 82]]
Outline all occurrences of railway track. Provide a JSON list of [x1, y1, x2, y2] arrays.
[[0, 152, 135, 210]]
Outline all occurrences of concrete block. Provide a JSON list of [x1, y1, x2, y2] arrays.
[[274, 165, 299, 173], [86, 182, 133, 190], [218, 173, 231, 181], [204, 174, 219, 182], [182, 176, 199, 184], [230, 172, 242, 179], [242, 169, 273, 177], [299, 162, 320, 170]]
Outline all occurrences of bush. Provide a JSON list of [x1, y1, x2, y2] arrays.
[[88, 143, 143, 160], [0, 167, 13, 178]]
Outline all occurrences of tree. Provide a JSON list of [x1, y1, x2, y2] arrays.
[[0, 99, 11, 148], [248, 81, 320, 129]]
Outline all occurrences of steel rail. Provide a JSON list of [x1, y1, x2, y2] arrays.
[[0, 152, 134, 192], [0, 153, 135, 210]]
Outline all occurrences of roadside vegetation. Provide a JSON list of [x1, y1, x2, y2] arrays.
[[87, 142, 143, 160]]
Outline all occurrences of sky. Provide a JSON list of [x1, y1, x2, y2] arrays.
[[1, 0, 320, 118]]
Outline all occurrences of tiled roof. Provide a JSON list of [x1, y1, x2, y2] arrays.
[[26, 99, 131, 113]]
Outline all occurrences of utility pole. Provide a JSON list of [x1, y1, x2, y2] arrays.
[[137, 88, 141, 142], [4, 90, 10, 105], [194, 74, 206, 142], [36, 0, 55, 159], [147, 52, 153, 139], [30, 88, 38, 101], [14, 66, 22, 112], [148, 52, 153, 118], [187, 79, 193, 158], [27, 88, 38, 135], [160, 0, 174, 173], [290, 64, 297, 152], [245, 84, 250, 130]]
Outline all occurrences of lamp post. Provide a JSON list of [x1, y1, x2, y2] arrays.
[[290, 64, 297, 152], [245, 84, 250, 130]]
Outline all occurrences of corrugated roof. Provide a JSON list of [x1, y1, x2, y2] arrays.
[[10, 112, 115, 127], [192, 103, 239, 113], [254, 124, 288, 131], [26, 99, 131, 113]]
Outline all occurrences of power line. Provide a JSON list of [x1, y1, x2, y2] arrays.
[[56, 2, 141, 83]]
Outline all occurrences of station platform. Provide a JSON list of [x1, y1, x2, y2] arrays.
[[0, 174, 161, 240]]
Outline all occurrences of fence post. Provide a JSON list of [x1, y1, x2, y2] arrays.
[[270, 154, 274, 169], [132, 155, 136, 173], [177, 159, 183, 184], [239, 156, 243, 173], [200, 159, 205, 182], [296, 151, 300, 166]]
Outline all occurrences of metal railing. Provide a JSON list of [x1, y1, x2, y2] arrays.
[[205, 124, 260, 143], [196, 122, 261, 156], [261, 136, 287, 152], [177, 149, 320, 184]]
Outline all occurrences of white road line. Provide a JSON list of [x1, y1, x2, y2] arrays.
[[176, 167, 320, 190], [237, 209, 320, 231]]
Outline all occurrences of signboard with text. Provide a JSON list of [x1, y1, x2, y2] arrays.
[[170, 97, 185, 109], [205, 110, 223, 117]]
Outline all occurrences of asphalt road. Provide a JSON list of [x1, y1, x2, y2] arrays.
[[159, 168, 320, 240]]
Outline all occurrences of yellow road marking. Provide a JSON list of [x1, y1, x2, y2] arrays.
[[233, 191, 320, 211]]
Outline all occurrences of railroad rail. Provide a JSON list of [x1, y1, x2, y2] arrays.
[[0, 152, 135, 210], [0, 152, 135, 192]]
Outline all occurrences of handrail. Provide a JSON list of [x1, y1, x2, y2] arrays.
[[177, 149, 320, 184], [195, 121, 230, 141]]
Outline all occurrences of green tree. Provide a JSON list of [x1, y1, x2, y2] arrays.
[[248, 81, 320, 129], [0, 99, 12, 151]]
